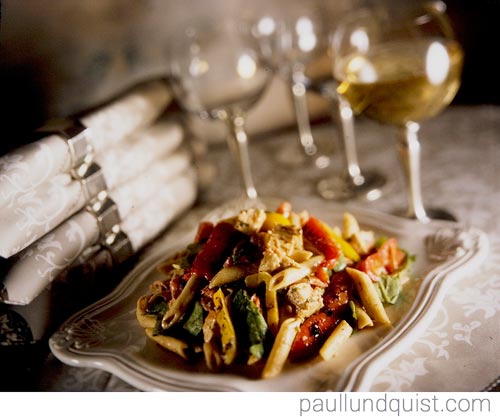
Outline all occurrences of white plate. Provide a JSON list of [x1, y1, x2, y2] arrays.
[[49, 200, 489, 391]]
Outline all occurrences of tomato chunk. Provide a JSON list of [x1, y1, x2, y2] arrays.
[[360, 238, 406, 281]]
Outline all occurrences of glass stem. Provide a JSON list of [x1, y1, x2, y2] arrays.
[[226, 113, 258, 200], [397, 122, 430, 223], [290, 65, 317, 156], [332, 90, 365, 186]]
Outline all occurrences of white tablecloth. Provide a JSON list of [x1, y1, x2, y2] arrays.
[[37, 105, 500, 392]]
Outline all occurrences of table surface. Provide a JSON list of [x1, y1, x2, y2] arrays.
[[33, 104, 500, 392]]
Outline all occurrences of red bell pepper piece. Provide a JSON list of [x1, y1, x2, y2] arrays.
[[289, 311, 340, 361], [194, 221, 214, 243], [303, 216, 340, 261], [190, 221, 244, 280], [289, 270, 354, 361], [322, 270, 355, 312]]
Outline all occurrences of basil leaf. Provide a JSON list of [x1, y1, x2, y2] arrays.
[[376, 275, 402, 304], [233, 289, 268, 361], [179, 242, 204, 269], [146, 297, 168, 316], [183, 301, 204, 337]]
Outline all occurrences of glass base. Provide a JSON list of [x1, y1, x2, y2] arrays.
[[275, 144, 331, 169], [393, 207, 457, 223], [317, 170, 386, 202]]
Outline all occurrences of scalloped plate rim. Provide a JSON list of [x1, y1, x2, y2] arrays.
[[48, 202, 490, 391]]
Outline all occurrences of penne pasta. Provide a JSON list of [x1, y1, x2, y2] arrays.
[[136, 201, 412, 379], [349, 230, 375, 256], [262, 317, 302, 379], [269, 255, 324, 291], [136, 297, 157, 329], [319, 320, 353, 360], [352, 301, 374, 329], [342, 213, 375, 255], [145, 328, 190, 360], [346, 267, 391, 325], [290, 249, 314, 263], [209, 266, 246, 288], [342, 212, 360, 240], [244, 272, 272, 288], [203, 341, 223, 371], [162, 274, 203, 329]]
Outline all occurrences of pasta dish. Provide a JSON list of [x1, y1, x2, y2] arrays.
[[136, 201, 413, 379]]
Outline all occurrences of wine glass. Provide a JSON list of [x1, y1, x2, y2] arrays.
[[253, 2, 329, 168], [331, 0, 463, 222], [310, 72, 387, 201], [280, 6, 327, 166], [168, 19, 273, 200], [287, 1, 386, 201]]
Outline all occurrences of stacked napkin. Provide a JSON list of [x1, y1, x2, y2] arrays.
[[0, 79, 199, 305]]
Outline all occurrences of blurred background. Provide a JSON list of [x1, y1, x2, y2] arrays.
[[0, 0, 498, 156]]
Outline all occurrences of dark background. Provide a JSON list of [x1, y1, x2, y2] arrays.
[[446, 0, 500, 105], [0, 0, 499, 157]]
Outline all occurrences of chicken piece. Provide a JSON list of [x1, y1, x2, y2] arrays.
[[342, 212, 360, 240], [286, 282, 324, 319], [234, 208, 266, 234], [258, 225, 303, 272], [342, 212, 375, 255], [349, 230, 375, 256]]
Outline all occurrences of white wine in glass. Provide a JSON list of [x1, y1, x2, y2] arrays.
[[308, 64, 387, 202], [332, 0, 464, 222], [338, 40, 463, 126]]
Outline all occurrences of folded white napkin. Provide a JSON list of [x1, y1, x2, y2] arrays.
[[0, 120, 184, 258], [95, 120, 183, 189], [109, 148, 191, 219], [2, 210, 101, 305], [1, 166, 198, 305], [122, 167, 198, 251], [0, 173, 88, 257], [81, 80, 172, 154], [0, 79, 171, 210], [0, 134, 74, 210]]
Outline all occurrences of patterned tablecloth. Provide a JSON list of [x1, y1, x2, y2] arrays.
[[35, 105, 500, 391]]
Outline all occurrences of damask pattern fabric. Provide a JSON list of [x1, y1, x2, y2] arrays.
[[0, 80, 172, 258], [37, 106, 498, 392], [0, 79, 198, 306]]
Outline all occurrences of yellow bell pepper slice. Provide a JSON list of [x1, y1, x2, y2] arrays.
[[261, 212, 291, 231], [329, 229, 360, 262], [213, 288, 237, 365], [245, 272, 280, 335]]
